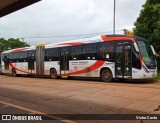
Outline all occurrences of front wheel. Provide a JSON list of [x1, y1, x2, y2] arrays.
[[101, 69, 113, 82], [50, 69, 57, 79]]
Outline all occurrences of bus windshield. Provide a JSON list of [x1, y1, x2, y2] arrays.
[[137, 40, 156, 69]]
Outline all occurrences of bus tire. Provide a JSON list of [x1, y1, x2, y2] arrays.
[[12, 69, 17, 77], [101, 69, 113, 82], [50, 69, 57, 79]]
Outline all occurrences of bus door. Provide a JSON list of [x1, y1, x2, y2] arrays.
[[28, 51, 35, 74], [3, 55, 9, 70], [115, 43, 132, 78], [60, 48, 69, 76]]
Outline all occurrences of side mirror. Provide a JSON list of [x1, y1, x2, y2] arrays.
[[151, 45, 156, 55]]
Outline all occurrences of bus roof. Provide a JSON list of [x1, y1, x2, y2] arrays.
[[2, 34, 145, 54], [106, 34, 147, 41]]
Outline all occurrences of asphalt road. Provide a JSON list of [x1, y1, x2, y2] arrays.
[[0, 75, 160, 123]]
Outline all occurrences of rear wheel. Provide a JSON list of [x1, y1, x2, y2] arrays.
[[12, 69, 17, 77], [50, 69, 57, 79], [101, 69, 113, 82]]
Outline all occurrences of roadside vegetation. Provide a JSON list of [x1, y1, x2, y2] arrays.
[[156, 70, 160, 80], [0, 38, 29, 53], [134, 0, 160, 52]]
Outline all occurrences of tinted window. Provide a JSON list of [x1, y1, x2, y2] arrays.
[[45, 48, 59, 61], [10, 52, 19, 59], [71, 46, 82, 60], [82, 43, 97, 60], [98, 42, 114, 61], [19, 52, 27, 59]]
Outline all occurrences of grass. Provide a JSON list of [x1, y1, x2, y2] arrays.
[[156, 70, 160, 80]]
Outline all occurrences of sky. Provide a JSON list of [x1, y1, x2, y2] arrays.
[[0, 0, 146, 45]]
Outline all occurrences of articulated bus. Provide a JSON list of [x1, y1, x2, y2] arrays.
[[1, 35, 157, 82]]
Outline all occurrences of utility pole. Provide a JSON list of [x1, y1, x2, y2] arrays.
[[113, 0, 116, 35]]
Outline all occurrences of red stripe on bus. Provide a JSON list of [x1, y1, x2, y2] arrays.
[[58, 42, 85, 46], [139, 53, 143, 67], [9, 63, 32, 74], [61, 60, 105, 76], [11, 48, 29, 53], [9, 60, 105, 76], [101, 35, 136, 42]]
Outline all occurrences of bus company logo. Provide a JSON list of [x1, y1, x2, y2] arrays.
[[2, 115, 11, 120], [74, 66, 78, 70]]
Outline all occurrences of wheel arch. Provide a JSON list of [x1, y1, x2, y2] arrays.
[[50, 67, 59, 79], [100, 67, 113, 82], [100, 67, 113, 77], [50, 67, 56, 72]]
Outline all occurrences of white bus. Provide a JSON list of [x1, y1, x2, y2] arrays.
[[1, 35, 157, 82]]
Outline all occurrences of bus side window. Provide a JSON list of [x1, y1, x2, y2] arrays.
[[13, 52, 19, 62], [53, 48, 60, 61], [82, 44, 97, 60], [45, 49, 52, 61], [45, 48, 60, 61], [8, 52, 20, 62], [71, 46, 82, 60], [98, 42, 114, 61], [19, 52, 27, 62]]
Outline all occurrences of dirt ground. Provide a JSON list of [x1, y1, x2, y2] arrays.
[[0, 75, 160, 123]]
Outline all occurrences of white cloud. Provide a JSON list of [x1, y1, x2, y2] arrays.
[[0, 0, 146, 45]]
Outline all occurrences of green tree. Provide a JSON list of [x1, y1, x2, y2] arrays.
[[134, 0, 160, 52], [0, 38, 29, 53]]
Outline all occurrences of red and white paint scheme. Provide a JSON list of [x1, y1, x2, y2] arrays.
[[1, 35, 157, 81]]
